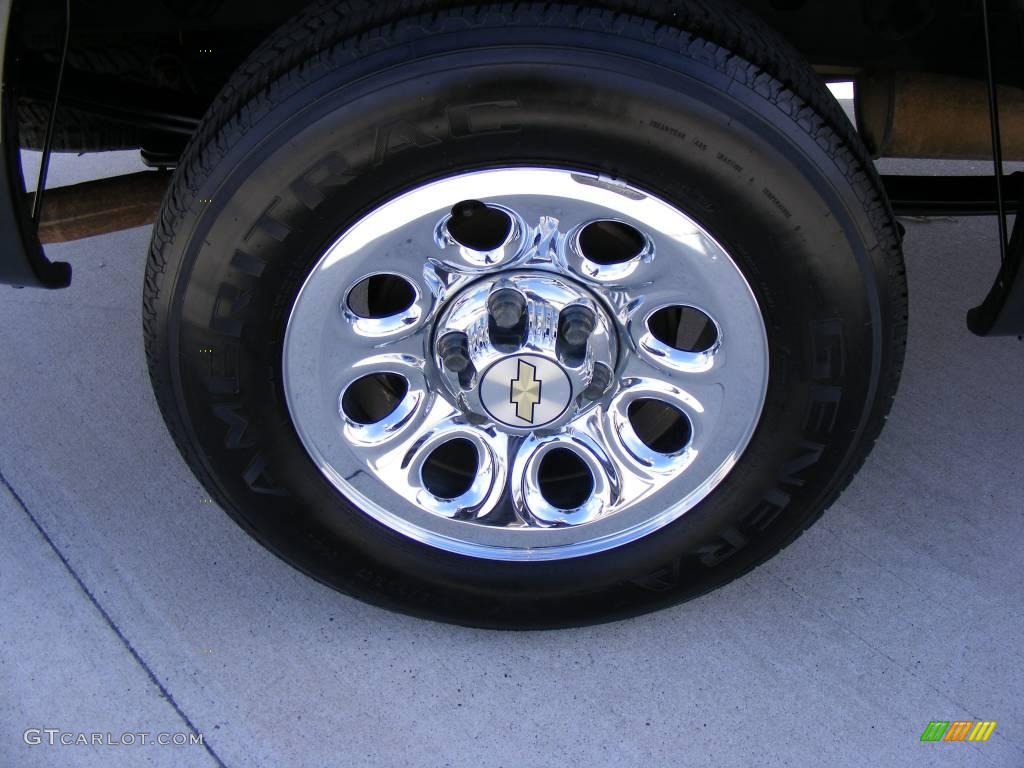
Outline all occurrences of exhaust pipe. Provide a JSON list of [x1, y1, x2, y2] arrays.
[[855, 71, 1024, 160], [26, 170, 169, 244]]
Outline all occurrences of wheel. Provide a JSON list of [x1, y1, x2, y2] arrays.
[[144, 1, 907, 628]]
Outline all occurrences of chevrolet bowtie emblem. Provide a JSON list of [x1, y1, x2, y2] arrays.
[[509, 359, 542, 422]]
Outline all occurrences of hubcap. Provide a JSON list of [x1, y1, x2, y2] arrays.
[[434, 271, 617, 433], [282, 168, 769, 560]]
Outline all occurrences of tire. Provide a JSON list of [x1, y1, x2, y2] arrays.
[[17, 100, 150, 152], [143, 1, 907, 628]]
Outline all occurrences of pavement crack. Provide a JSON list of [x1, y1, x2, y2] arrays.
[[0, 465, 229, 768]]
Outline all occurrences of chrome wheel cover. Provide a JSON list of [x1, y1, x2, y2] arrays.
[[282, 168, 768, 561]]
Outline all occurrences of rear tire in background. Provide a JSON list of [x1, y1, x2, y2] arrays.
[[143, 1, 907, 628]]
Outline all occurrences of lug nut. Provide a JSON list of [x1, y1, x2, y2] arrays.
[[584, 363, 613, 399], [487, 288, 526, 330], [438, 332, 471, 373], [559, 304, 596, 346]]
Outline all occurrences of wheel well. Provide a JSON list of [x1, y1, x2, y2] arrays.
[[7, 0, 1021, 161]]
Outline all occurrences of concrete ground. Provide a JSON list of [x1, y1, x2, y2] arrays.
[[2, 114, 1022, 767]]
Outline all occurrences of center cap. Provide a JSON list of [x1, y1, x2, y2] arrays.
[[433, 271, 618, 434], [479, 355, 573, 428]]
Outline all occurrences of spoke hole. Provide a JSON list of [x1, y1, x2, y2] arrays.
[[628, 399, 692, 454], [578, 220, 645, 265], [537, 448, 594, 510], [648, 305, 718, 353], [347, 274, 416, 319], [446, 200, 512, 251], [341, 373, 408, 425], [421, 439, 478, 500]]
